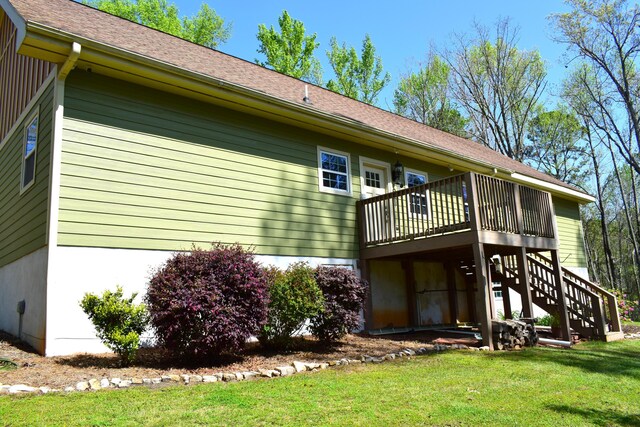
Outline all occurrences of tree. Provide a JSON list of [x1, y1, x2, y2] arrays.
[[255, 11, 322, 84], [446, 18, 547, 161], [393, 53, 467, 137], [551, 0, 640, 175], [326, 34, 391, 105], [525, 108, 588, 186], [85, 0, 231, 48]]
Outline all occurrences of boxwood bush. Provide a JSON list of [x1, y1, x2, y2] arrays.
[[80, 286, 148, 366], [259, 262, 324, 349], [145, 243, 268, 357], [310, 266, 368, 343]]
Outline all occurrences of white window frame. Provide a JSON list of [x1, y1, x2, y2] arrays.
[[20, 110, 39, 194], [405, 168, 430, 217], [358, 156, 393, 198], [317, 146, 352, 196]]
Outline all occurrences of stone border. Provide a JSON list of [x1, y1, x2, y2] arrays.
[[4, 335, 638, 395], [0, 343, 482, 395]]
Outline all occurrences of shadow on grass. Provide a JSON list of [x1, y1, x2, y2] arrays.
[[548, 404, 640, 426], [483, 341, 640, 378]]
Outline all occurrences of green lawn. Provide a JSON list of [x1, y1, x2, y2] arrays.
[[1, 340, 639, 426]]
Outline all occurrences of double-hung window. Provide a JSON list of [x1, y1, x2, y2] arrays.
[[318, 147, 351, 195], [21, 113, 39, 192], [405, 169, 428, 216]]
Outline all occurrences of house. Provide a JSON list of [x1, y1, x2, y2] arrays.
[[0, 0, 622, 356]]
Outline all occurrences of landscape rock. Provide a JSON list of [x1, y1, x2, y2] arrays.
[[0, 385, 10, 394], [319, 363, 329, 370], [131, 378, 144, 385], [192, 375, 203, 382], [111, 378, 122, 385], [202, 375, 217, 383], [100, 378, 110, 388], [258, 369, 273, 378], [118, 381, 131, 388], [75, 382, 89, 392], [151, 378, 162, 384], [180, 374, 190, 384], [64, 386, 74, 392], [39, 387, 51, 394], [143, 378, 152, 385], [89, 379, 101, 390], [10, 384, 37, 393], [292, 361, 306, 373], [275, 366, 295, 376], [222, 373, 237, 382]]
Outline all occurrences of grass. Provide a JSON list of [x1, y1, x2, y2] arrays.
[[1, 340, 639, 426]]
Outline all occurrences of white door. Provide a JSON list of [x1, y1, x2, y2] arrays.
[[362, 164, 388, 199], [361, 163, 393, 242]]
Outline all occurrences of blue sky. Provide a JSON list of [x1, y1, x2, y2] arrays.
[[173, 1, 573, 109]]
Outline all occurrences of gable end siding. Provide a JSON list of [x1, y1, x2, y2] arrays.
[[0, 78, 54, 267]]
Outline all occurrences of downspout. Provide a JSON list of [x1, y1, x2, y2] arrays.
[[58, 42, 81, 79], [44, 41, 80, 355]]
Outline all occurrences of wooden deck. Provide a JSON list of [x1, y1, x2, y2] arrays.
[[356, 172, 558, 260]]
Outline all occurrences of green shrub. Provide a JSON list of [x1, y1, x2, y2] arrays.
[[80, 286, 148, 366], [259, 262, 324, 349]]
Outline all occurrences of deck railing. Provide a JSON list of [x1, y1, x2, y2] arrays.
[[357, 172, 556, 247]]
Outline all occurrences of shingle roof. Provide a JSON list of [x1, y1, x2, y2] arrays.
[[8, 0, 586, 195]]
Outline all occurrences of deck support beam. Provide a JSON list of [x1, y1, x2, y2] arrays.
[[445, 262, 458, 324], [473, 243, 493, 349], [516, 247, 534, 318], [360, 259, 373, 330], [402, 259, 419, 326]]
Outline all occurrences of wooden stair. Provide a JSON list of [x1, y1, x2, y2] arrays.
[[496, 253, 623, 341]]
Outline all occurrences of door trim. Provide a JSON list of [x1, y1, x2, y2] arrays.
[[359, 156, 392, 199]]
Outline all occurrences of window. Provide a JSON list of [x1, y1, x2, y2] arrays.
[[318, 147, 351, 195], [21, 113, 39, 192], [405, 170, 428, 215]]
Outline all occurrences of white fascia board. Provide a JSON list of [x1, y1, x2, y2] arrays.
[[510, 172, 595, 204]]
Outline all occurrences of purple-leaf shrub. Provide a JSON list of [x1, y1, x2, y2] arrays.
[[145, 243, 268, 357], [310, 266, 368, 343]]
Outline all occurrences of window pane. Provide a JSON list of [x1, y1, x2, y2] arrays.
[[406, 172, 426, 187], [321, 152, 347, 173], [23, 155, 35, 187], [365, 171, 382, 188], [25, 116, 38, 157], [323, 171, 348, 190]]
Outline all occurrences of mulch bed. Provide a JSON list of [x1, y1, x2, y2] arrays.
[[0, 329, 478, 390]]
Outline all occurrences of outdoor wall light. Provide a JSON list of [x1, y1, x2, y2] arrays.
[[392, 160, 404, 187]]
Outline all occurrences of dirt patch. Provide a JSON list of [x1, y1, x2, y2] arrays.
[[0, 330, 478, 390]]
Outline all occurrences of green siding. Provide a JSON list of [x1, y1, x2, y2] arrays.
[[0, 80, 54, 267], [553, 197, 587, 268], [61, 71, 455, 258]]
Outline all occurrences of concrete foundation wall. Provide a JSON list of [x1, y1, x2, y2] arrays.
[[0, 247, 48, 353], [45, 246, 356, 356]]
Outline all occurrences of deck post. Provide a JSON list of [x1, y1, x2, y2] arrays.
[[360, 259, 373, 330], [501, 279, 513, 319], [403, 259, 419, 326], [516, 247, 534, 318], [445, 262, 459, 325], [473, 243, 493, 349], [550, 250, 572, 341]]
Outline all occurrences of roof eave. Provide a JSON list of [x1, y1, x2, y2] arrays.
[[20, 20, 593, 203]]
